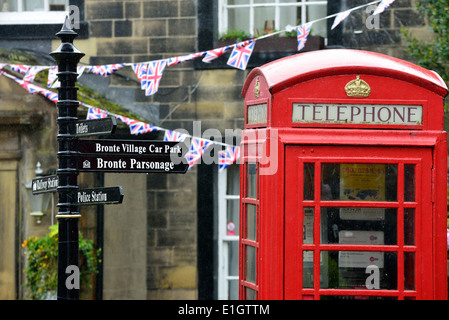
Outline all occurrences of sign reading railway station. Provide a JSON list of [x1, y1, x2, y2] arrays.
[[31, 174, 58, 194]]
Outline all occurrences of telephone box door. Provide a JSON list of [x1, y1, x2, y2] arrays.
[[284, 145, 433, 300]]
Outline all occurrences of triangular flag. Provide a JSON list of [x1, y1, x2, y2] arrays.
[[226, 40, 255, 70], [85, 63, 124, 77], [331, 9, 352, 30], [10, 64, 29, 75], [297, 22, 313, 51], [128, 119, 158, 135], [144, 60, 167, 96], [218, 146, 240, 172], [47, 66, 84, 88], [86, 106, 108, 120], [202, 45, 232, 63], [132, 63, 148, 89], [23, 66, 49, 83], [185, 137, 211, 169], [373, 0, 395, 15], [164, 130, 187, 142]]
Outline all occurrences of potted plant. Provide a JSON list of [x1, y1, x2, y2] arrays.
[[22, 225, 99, 300]]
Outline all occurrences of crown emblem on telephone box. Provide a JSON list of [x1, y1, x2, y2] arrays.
[[345, 76, 371, 98]]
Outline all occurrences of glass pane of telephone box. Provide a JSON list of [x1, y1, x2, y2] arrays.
[[320, 251, 397, 290], [321, 163, 397, 201], [321, 207, 397, 245], [404, 165, 415, 202], [245, 245, 256, 283], [303, 250, 314, 288], [247, 163, 258, 199], [303, 163, 314, 200]]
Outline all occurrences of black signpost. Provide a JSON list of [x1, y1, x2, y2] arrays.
[[47, 18, 187, 300]]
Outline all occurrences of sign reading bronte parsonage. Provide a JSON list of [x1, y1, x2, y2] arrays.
[[78, 139, 189, 173]]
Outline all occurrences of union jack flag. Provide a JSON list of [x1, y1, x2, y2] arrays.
[[373, 0, 395, 15], [185, 137, 211, 169], [10, 64, 29, 74], [331, 9, 351, 30], [202, 45, 232, 63], [128, 119, 158, 135], [47, 66, 58, 88], [86, 63, 124, 77], [47, 66, 84, 88], [297, 22, 313, 51], [17, 79, 42, 95], [144, 60, 167, 96], [115, 114, 133, 125], [23, 66, 49, 83], [164, 130, 187, 142], [168, 52, 205, 67], [40, 89, 58, 103], [87, 106, 109, 120], [227, 40, 255, 70], [218, 145, 240, 172], [132, 63, 148, 89]]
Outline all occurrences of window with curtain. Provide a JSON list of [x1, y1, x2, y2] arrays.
[[219, 0, 328, 38], [0, 0, 68, 24]]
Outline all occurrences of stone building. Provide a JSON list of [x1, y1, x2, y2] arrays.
[[0, 0, 437, 299]]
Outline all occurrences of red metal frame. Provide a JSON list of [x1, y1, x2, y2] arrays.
[[239, 49, 448, 300]]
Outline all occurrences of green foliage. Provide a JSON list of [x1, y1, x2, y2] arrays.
[[22, 225, 99, 300], [219, 29, 252, 41], [402, 0, 449, 84]]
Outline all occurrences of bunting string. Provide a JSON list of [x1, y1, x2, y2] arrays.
[[0, 70, 239, 171], [0, 0, 396, 170], [0, 0, 391, 96]]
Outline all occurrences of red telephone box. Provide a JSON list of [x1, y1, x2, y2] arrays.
[[239, 49, 448, 300]]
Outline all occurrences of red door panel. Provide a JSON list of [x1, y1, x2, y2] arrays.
[[284, 146, 433, 300]]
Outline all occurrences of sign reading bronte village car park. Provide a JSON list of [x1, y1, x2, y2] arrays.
[[292, 103, 423, 126], [78, 139, 183, 156]]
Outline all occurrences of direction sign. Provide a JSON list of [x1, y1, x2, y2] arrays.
[[78, 139, 185, 156], [31, 175, 58, 194], [78, 155, 189, 173], [75, 186, 124, 206], [74, 117, 117, 137]]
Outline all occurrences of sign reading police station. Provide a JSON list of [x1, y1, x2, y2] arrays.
[[75, 186, 123, 206], [292, 103, 423, 126]]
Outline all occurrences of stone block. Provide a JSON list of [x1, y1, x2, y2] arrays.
[[134, 19, 167, 37], [86, 2, 123, 20], [168, 18, 197, 36], [125, 2, 142, 19], [89, 20, 112, 38], [115, 20, 133, 37], [143, 0, 179, 18], [158, 265, 197, 289], [157, 229, 196, 247]]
